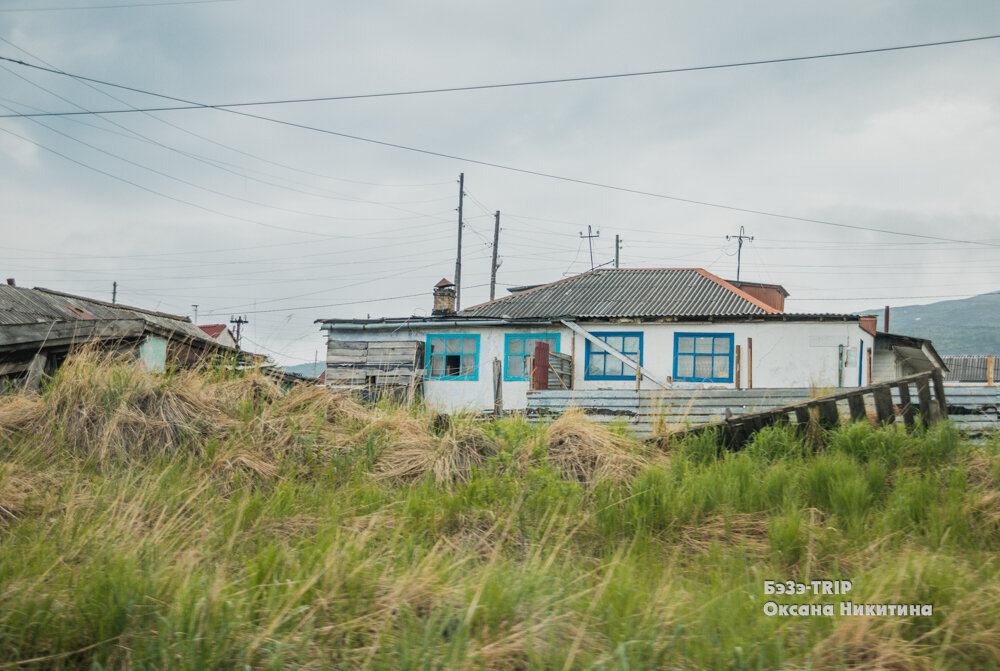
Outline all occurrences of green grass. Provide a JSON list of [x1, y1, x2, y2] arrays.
[[0, 354, 999, 669]]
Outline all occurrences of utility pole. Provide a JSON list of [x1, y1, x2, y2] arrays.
[[454, 172, 464, 311], [580, 225, 600, 271], [229, 315, 248, 349], [489, 210, 501, 300], [614, 234, 622, 268], [112, 281, 117, 304], [726, 225, 754, 281]]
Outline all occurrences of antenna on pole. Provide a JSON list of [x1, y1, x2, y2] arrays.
[[112, 281, 117, 304], [192, 304, 198, 324], [726, 225, 754, 281], [614, 234, 622, 268], [580, 225, 600, 271]]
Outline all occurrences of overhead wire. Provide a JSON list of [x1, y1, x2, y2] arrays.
[[0, 98, 451, 228], [1, 45, 998, 247], [3, 33, 998, 113]]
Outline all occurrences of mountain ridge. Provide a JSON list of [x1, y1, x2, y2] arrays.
[[859, 290, 1000, 355]]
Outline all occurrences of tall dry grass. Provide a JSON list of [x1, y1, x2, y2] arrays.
[[0, 353, 998, 669]]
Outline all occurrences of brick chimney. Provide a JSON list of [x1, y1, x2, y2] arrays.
[[859, 315, 877, 336], [6, 278, 15, 287], [432, 278, 456, 316]]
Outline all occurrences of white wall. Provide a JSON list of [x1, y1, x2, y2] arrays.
[[561, 321, 873, 392], [324, 325, 563, 412], [324, 320, 875, 412]]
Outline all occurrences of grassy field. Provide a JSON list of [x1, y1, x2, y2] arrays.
[[1, 353, 999, 669]]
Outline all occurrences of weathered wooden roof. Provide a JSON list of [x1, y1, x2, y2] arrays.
[[460, 268, 780, 319], [0, 285, 223, 351]]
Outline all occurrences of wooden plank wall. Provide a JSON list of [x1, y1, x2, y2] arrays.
[[547, 352, 573, 390], [526, 384, 998, 437], [326, 340, 423, 388]]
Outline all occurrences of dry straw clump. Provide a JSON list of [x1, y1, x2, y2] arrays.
[[374, 412, 497, 485], [807, 619, 930, 671], [0, 350, 371, 466], [545, 409, 647, 484], [0, 462, 59, 525], [229, 378, 366, 459], [0, 350, 225, 461], [678, 513, 770, 556]]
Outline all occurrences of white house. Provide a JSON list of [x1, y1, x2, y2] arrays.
[[316, 268, 944, 413]]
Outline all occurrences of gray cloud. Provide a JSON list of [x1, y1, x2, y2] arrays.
[[1, 0, 998, 363]]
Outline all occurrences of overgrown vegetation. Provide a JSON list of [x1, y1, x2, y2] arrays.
[[1, 352, 999, 669]]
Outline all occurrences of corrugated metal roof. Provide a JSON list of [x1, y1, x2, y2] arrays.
[[460, 268, 779, 319], [943, 355, 1000, 383], [0, 285, 222, 348]]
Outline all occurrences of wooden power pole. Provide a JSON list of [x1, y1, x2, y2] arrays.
[[489, 210, 501, 300], [229, 315, 248, 349], [726, 226, 754, 281], [580, 225, 600, 270], [454, 173, 464, 311]]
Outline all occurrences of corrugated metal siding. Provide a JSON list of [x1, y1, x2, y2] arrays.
[[462, 269, 770, 319], [0, 285, 218, 346], [526, 386, 999, 437], [944, 355, 1000, 383]]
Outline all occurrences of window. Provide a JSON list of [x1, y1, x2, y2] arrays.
[[673, 332, 733, 382], [426, 334, 479, 380], [504, 333, 560, 381], [584, 332, 643, 380]]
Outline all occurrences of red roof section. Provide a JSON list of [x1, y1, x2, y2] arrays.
[[199, 324, 228, 339]]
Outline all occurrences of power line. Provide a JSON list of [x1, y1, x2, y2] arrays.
[[0, 99, 448, 228], [3, 33, 999, 114], [0, 35, 452, 192], [3, 58, 995, 249], [200, 283, 491, 317]]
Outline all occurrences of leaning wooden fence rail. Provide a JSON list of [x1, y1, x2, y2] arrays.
[[662, 370, 947, 449]]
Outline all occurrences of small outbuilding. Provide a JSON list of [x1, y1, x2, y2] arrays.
[[0, 282, 243, 388]]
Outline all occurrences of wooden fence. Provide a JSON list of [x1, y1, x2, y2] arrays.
[[527, 372, 999, 440], [526, 343, 574, 391], [325, 339, 423, 403]]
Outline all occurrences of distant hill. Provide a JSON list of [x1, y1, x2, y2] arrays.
[[281, 362, 323, 378], [860, 291, 1000, 355]]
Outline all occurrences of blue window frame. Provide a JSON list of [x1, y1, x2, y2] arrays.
[[673, 332, 734, 383], [584, 331, 643, 380], [426, 334, 480, 380], [504, 333, 560, 381]]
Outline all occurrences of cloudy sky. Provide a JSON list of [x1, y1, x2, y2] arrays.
[[1, 0, 998, 366]]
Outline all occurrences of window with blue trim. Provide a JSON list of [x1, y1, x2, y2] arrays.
[[673, 333, 734, 382], [504, 333, 559, 381], [585, 332, 643, 380], [426, 334, 479, 380]]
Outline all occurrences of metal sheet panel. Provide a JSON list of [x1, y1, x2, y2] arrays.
[[0, 285, 221, 348], [943, 355, 1000, 383], [461, 268, 773, 319]]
